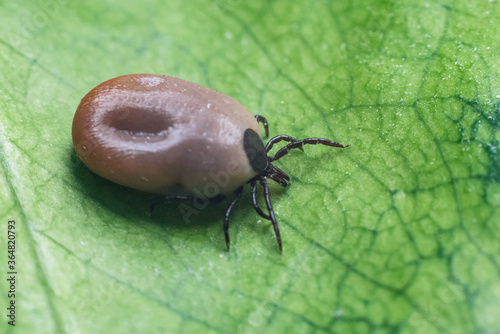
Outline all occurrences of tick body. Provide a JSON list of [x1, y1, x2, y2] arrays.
[[72, 74, 350, 253]]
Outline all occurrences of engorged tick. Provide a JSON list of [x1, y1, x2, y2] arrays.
[[72, 74, 350, 254]]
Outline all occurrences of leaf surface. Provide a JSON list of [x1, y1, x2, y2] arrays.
[[0, 1, 499, 333]]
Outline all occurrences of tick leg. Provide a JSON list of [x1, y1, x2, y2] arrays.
[[224, 186, 244, 251], [265, 135, 304, 153], [149, 195, 192, 215], [251, 180, 271, 220], [254, 115, 269, 138], [259, 177, 283, 254], [269, 138, 351, 162]]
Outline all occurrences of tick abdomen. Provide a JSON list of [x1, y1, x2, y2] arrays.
[[72, 74, 261, 195]]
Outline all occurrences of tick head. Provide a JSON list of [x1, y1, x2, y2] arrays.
[[243, 128, 268, 174]]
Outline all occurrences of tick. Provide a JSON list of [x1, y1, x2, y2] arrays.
[[72, 74, 350, 253]]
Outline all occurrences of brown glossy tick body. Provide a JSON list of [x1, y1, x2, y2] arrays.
[[72, 74, 350, 253]]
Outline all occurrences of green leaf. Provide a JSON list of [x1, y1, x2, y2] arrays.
[[1, 0, 499, 333]]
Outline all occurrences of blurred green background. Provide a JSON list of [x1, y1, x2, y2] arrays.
[[0, 0, 499, 333]]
